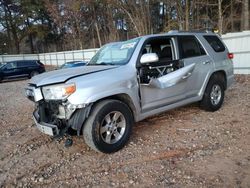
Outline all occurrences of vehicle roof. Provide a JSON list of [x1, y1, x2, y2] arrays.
[[6, 60, 39, 63], [139, 30, 218, 40]]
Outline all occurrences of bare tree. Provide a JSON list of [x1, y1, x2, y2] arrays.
[[115, 0, 153, 36], [1, 0, 249, 54]]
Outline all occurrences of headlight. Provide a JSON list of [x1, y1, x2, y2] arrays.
[[42, 83, 76, 100]]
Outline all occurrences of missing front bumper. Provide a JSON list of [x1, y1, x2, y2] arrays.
[[32, 101, 92, 136], [33, 111, 59, 136]]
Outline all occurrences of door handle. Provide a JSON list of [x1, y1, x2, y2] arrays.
[[203, 61, 211, 65], [182, 72, 192, 80]]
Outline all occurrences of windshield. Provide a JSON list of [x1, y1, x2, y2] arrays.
[[88, 38, 140, 66], [0, 63, 6, 68]]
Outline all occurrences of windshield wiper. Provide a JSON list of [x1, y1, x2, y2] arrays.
[[88, 62, 116, 66], [99, 62, 116, 65]]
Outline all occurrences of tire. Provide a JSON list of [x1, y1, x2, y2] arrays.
[[200, 74, 225, 112], [29, 71, 39, 78], [83, 99, 134, 153]]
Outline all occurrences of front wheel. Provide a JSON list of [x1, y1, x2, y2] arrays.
[[200, 75, 225, 112], [83, 100, 134, 153]]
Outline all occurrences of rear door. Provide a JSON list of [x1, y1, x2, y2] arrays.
[[177, 35, 214, 98], [17, 61, 34, 76]]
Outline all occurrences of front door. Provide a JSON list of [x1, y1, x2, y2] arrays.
[[139, 37, 195, 112], [2, 62, 20, 79]]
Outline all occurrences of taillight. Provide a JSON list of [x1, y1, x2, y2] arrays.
[[228, 53, 234, 59]]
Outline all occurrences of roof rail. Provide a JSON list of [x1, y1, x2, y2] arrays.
[[168, 30, 179, 33], [168, 30, 214, 34]]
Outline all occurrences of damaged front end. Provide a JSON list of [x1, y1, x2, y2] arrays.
[[26, 84, 91, 137]]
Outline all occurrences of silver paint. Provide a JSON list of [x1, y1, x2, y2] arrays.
[[27, 31, 234, 123]]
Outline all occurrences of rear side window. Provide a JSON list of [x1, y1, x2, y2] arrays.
[[17, 61, 36, 67], [178, 36, 206, 59], [204, 35, 225, 52]]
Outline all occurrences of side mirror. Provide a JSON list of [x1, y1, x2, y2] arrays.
[[140, 53, 159, 64]]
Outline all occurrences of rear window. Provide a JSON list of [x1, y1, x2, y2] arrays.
[[178, 36, 206, 59], [204, 35, 225, 52]]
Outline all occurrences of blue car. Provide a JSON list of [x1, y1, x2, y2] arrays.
[[0, 60, 45, 82], [60, 61, 87, 69]]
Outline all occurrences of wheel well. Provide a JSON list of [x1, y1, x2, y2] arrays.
[[96, 94, 136, 121], [210, 70, 227, 90]]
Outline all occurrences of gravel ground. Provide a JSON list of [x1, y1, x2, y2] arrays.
[[0, 75, 250, 188]]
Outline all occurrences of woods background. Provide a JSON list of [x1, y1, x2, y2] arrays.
[[0, 0, 249, 54]]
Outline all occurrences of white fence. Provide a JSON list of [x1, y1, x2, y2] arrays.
[[0, 31, 250, 74], [0, 48, 99, 67], [222, 31, 250, 74]]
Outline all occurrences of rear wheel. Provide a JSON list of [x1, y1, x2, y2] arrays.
[[83, 100, 133, 153], [200, 74, 225, 112], [29, 71, 39, 78]]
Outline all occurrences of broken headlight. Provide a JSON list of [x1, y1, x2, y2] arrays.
[[42, 83, 76, 100]]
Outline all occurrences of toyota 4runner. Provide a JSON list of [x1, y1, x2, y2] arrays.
[[25, 31, 234, 153]]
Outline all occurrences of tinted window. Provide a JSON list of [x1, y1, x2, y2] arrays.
[[6, 62, 17, 69], [17, 61, 36, 67], [204, 35, 225, 52], [178, 36, 206, 59]]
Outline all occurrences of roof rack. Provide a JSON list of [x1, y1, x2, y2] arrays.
[[168, 30, 214, 34]]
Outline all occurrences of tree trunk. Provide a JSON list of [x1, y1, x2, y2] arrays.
[[95, 22, 102, 47], [230, 0, 234, 31], [3, 7, 12, 53], [26, 19, 35, 53], [185, 0, 189, 31], [243, 0, 249, 30], [28, 34, 34, 53], [218, 0, 223, 34]]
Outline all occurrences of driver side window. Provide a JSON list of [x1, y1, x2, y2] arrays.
[[140, 37, 179, 84], [141, 42, 173, 63], [5, 62, 17, 69]]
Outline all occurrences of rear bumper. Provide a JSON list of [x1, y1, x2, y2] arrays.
[[33, 110, 59, 136]]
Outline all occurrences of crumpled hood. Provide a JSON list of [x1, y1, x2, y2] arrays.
[[29, 65, 117, 87]]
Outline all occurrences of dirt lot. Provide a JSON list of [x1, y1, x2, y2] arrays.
[[0, 75, 250, 188]]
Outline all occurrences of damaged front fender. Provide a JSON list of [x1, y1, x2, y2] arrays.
[[33, 100, 92, 137], [68, 104, 92, 136]]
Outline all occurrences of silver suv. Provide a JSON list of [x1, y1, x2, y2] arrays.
[[25, 31, 234, 153]]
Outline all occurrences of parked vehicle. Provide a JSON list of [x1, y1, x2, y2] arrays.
[[0, 60, 45, 82], [60, 61, 87, 69], [25, 31, 234, 153]]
